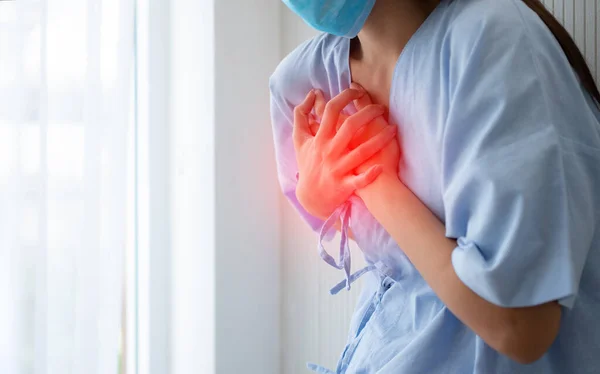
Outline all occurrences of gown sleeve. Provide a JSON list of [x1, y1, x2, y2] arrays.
[[269, 75, 327, 234], [443, 11, 597, 308]]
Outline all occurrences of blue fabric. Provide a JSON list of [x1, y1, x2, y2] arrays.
[[270, 0, 600, 372], [317, 202, 353, 293], [281, 0, 375, 38]]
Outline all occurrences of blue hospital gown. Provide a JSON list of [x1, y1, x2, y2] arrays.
[[269, 0, 600, 372]]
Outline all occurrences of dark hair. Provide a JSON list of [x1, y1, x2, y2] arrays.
[[522, 0, 600, 106]]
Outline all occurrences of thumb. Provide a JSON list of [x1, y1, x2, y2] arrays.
[[350, 82, 372, 110]]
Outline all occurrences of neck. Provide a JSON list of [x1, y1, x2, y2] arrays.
[[354, 0, 440, 65]]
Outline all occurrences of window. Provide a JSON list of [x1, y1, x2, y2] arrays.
[[0, 0, 135, 372]]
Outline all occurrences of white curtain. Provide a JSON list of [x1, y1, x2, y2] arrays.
[[0, 0, 134, 372]]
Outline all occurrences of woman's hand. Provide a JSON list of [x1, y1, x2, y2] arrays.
[[348, 83, 400, 179], [293, 88, 397, 220], [312, 84, 401, 184]]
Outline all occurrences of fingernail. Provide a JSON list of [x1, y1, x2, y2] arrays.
[[350, 82, 364, 92]]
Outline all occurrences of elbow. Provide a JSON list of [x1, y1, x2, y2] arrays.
[[495, 304, 562, 365], [499, 338, 550, 365]]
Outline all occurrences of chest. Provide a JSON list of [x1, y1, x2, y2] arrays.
[[402, 79, 449, 221], [340, 40, 449, 222], [367, 61, 448, 222], [349, 59, 392, 108]]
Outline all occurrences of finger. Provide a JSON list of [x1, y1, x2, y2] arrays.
[[309, 117, 320, 136], [335, 125, 397, 174], [313, 89, 348, 131], [349, 82, 382, 142], [350, 82, 373, 110], [315, 88, 364, 146], [314, 90, 350, 132], [344, 164, 383, 190], [327, 104, 385, 157], [314, 89, 326, 119], [292, 90, 316, 146], [335, 113, 350, 131]]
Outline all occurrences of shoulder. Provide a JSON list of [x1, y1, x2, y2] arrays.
[[441, 0, 577, 100], [270, 33, 344, 108], [448, 0, 537, 35], [441, 1, 600, 156], [445, 0, 559, 59]]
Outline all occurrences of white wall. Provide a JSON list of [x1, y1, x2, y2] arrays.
[[169, 1, 281, 373], [213, 0, 282, 373], [278, 1, 600, 372]]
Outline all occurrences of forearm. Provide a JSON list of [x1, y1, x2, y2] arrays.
[[357, 173, 560, 364]]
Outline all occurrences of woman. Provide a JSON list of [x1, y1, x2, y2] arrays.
[[269, 0, 600, 372]]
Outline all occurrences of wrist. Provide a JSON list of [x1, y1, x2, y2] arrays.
[[296, 186, 331, 221], [357, 172, 402, 202]]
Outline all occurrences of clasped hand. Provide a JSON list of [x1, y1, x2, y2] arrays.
[[293, 83, 400, 220]]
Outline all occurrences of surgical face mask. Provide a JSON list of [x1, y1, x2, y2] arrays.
[[282, 0, 376, 38]]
